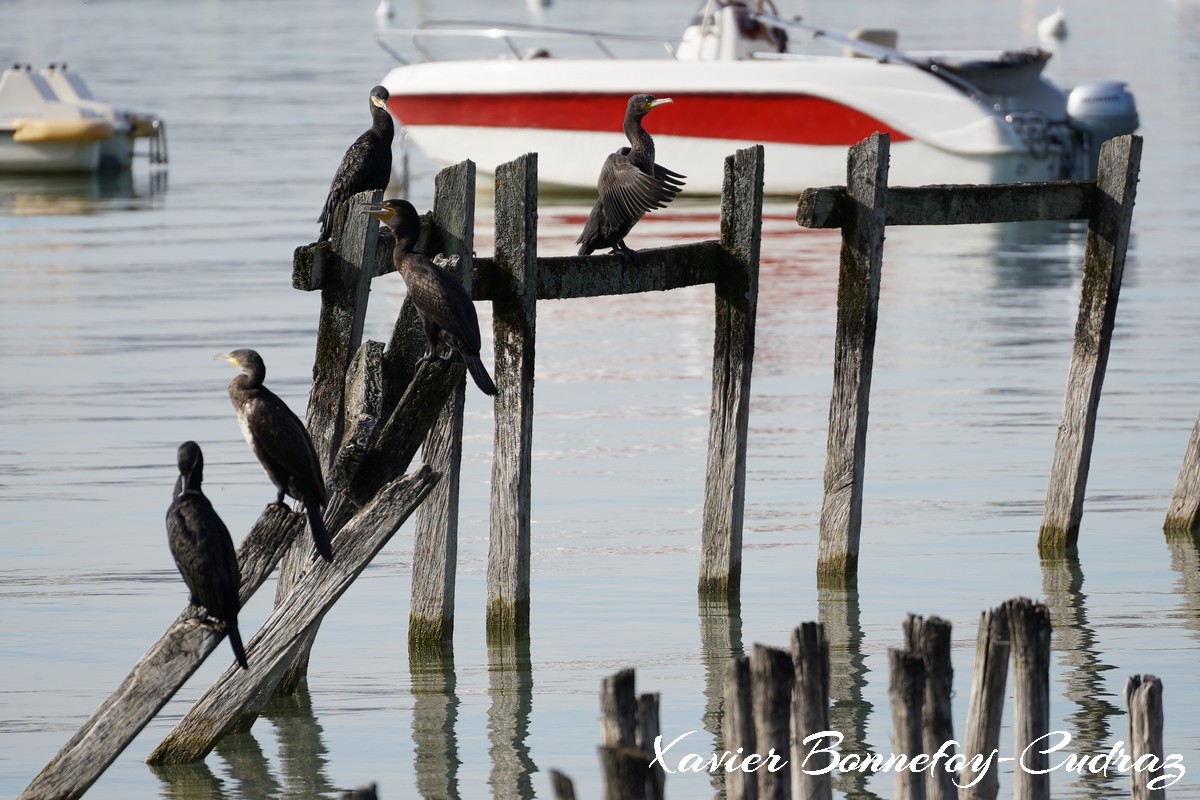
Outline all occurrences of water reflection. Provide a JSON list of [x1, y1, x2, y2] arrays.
[[149, 759, 229, 800], [212, 731, 280, 798], [1165, 527, 1200, 647], [487, 630, 536, 800], [411, 645, 462, 800], [697, 595, 745, 799], [816, 576, 882, 800], [261, 685, 336, 798], [1039, 554, 1123, 800], [0, 168, 166, 216], [150, 683, 348, 800]]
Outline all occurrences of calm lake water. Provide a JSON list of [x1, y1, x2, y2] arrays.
[[4, 0, 1200, 798]]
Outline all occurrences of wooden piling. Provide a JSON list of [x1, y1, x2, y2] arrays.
[[816, 132, 890, 578], [888, 648, 926, 800], [960, 604, 1011, 800], [305, 188, 385, 470], [750, 644, 794, 800], [487, 153, 538, 635], [1039, 135, 1143, 553], [903, 615, 956, 800], [1124, 675, 1165, 800], [637, 693, 666, 800], [1164, 409, 1200, 533], [1006, 597, 1052, 800], [699, 145, 764, 598], [549, 769, 577, 800], [790, 622, 832, 800], [19, 506, 305, 800], [600, 668, 638, 749], [410, 159, 477, 650], [724, 655, 758, 800]]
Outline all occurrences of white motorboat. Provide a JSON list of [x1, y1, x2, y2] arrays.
[[0, 63, 167, 174], [375, 0, 1138, 193]]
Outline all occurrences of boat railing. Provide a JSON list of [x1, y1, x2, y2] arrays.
[[374, 20, 680, 65]]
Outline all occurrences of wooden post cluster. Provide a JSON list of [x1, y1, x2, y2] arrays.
[[797, 135, 1143, 576], [562, 599, 1175, 800], [597, 668, 665, 800]]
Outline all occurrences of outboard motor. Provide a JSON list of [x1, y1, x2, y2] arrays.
[[1066, 81, 1138, 178]]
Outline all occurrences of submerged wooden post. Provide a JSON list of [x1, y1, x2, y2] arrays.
[[1124, 675, 1165, 800], [488, 153, 538, 634], [410, 160, 477, 650], [1164, 410, 1200, 533], [699, 145, 764, 598], [903, 615, 955, 800], [19, 507, 305, 800], [790, 622, 832, 800], [817, 133, 889, 579], [1039, 135, 1142, 553], [888, 648, 926, 800], [1007, 597, 1052, 800], [750, 644, 793, 800], [724, 655, 757, 800], [960, 604, 1011, 800]]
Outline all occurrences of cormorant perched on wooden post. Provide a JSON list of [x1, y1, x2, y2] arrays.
[[213, 349, 334, 562], [318, 84, 394, 243], [366, 198, 498, 396], [576, 94, 686, 261], [166, 441, 248, 669]]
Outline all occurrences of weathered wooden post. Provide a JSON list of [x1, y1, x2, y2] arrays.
[[790, 622, 832, 800], [888, 648, 926, 800], [1164, 410, 1200, 532], [1039, 135, 1142, 553], [488, 153, 538, 635], [699, 145, 764, 597], [638, 693, 666, 800], [960, 604, 1010, 800], [750, 644, 794, 800], [724, 655, 758, 800], [903, 615, 956, 800], [816, 132, 889, 579], [19, 507, 305, 800], [598, 669, 664, 800], [1007, 597, 1052, 800], [410, 160, 477, 650], [1124, 675, 1165, 800]]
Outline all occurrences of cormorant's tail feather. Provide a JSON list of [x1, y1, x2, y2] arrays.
[[465, 354, 498, 396], [227, 620, 249, 670], [306, 502, 334, 562]]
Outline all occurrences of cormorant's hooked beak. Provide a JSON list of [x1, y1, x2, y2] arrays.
[[371, 94, 388, 110], [649, 97, 674, 109], [213, 353, 239, 368], [364, 204, 396, 223]]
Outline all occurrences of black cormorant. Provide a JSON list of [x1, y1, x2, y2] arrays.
[[166, 441, 248, 669], [576, 94, 686, 260], [318, 85, 395, 243], [213, 349, 334, 562], [366, 198, 498, 396]]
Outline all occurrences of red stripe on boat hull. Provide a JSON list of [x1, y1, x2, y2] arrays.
[[387, 92, 911, 146]]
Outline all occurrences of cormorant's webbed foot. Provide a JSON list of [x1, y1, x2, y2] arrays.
[[613, 241, 639, 265], [418, 349, 440, 363]]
